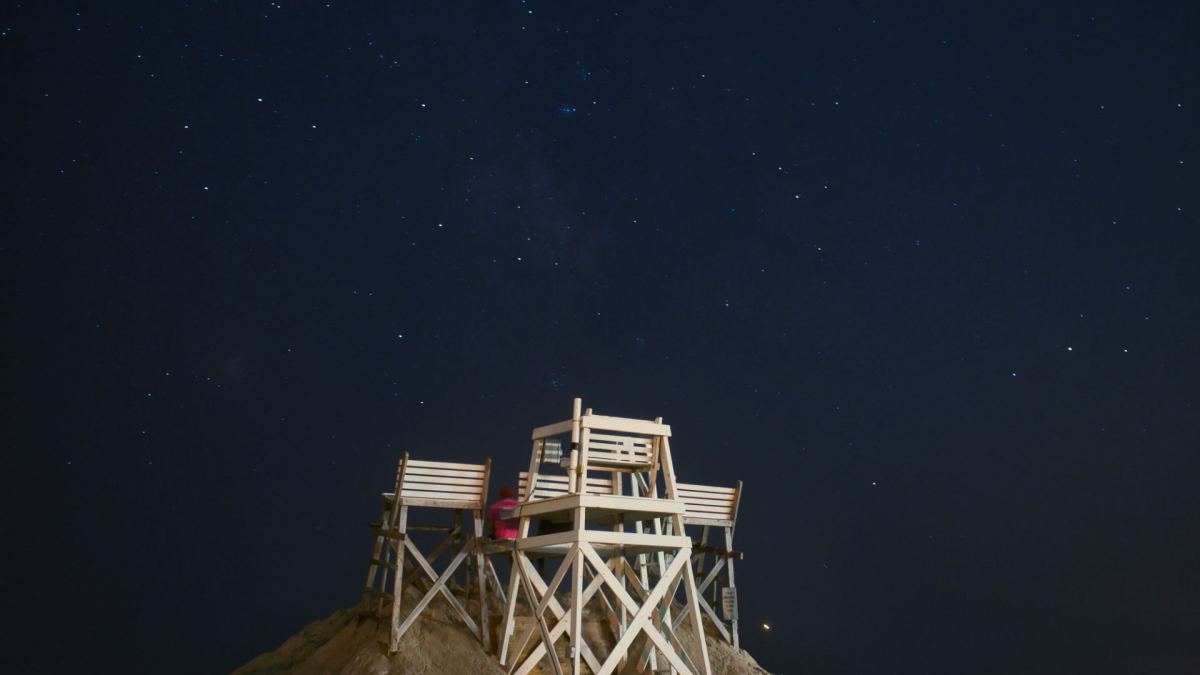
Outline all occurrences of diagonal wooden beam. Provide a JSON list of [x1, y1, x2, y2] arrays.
[[398, 538, 478, 638], [672, 557, 726, 632], [513, 560, 606, 675], [696, 557, 726, 595], [513, 551, 568, 675], [585, 547, 691, 672], [498, 552, 523, 667], [582, 545, 694, 675], [680, 551, 714, 675], [509, 547, 577, 675]]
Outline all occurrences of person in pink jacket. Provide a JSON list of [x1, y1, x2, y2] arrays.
[[487, 487, 520, 540]]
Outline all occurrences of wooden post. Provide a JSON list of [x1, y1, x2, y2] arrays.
[[365, 496, 390, 595], [725, 526, 739, 651], [388, 504, 410, 653], [662, 435, 712, 675], [498, 550, 521, 666]]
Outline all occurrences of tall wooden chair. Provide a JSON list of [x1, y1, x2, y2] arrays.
[[669, 480, 744, 649], [362, 452, 492, 653], [499, 398, 712, 675]]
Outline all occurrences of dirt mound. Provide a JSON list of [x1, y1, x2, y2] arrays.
[[233, 592, 771, 675]]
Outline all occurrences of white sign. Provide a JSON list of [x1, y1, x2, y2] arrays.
[[721, 587, 737, 621]]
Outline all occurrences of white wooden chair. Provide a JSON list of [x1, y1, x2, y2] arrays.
[[362, 452, 492, 653], [499, 398, 712, 675], [669, 480, 744, 649]]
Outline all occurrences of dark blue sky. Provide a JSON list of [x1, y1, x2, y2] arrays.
[[4, 2, 1198, 673]]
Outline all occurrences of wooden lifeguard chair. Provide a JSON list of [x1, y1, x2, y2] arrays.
[[362, 452, 492, 653], [498, 398, 712, 675], [669, 481, 744, 650]]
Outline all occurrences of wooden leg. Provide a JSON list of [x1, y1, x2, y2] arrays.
[[499, 552, 522, 666], [473, 512, 490, 652], [513, 557, 605, 675], [365, 500, 391, 593], [681, 554, 712, 675], [515, 548, 571, 675], [570, 536, 584, 674], [388, 505, 409, 653], [725, 528, 739, 650]]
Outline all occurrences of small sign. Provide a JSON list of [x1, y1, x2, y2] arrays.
[[721, 587, 737, 621]]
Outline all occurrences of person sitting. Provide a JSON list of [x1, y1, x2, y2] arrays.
[[487, 487, 520, 540]]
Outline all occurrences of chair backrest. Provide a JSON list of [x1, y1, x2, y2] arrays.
[[390, 455, 491, 511], [583, 430, 656, 470], [518, 471, 616, 501], [674, 481, 742, 526]]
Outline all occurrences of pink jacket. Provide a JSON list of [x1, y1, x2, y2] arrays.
[[487, 498, 520, 539]]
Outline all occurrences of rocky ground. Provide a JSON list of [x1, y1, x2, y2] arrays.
[[233, 587, 771, 675]]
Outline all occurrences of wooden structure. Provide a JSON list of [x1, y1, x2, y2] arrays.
[[669, 481, 743, 649], [498, 398, 713, 675], [362, 452, 492, 653]]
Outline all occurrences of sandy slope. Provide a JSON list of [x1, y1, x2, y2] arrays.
[[233, 591, 771, 675]]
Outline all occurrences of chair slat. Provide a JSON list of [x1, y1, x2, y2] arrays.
[[405, 459, 486, 471], [678, 495, 735, 507], [588, 433, 654, 446], [675, 483, 736, 495], [399, 474, 483, 487], [400, 481, 483, 495], [405, 466, 486, 479], [399, 488, 484, 501]]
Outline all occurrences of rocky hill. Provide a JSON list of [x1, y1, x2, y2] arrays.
[[234, 589, 770, 675]]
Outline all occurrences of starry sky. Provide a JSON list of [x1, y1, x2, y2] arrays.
[[4, 2, 1199, 674]]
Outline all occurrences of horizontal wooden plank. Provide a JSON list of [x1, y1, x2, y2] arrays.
[[588, 441, 653, 452], [681, 492, 734, 502], [691, 543, 743, 559], [400, 486, 484, 498], [585, 530, 694, 549], [531, 419, 575, 439], [518, 474, 568, 484], [680, 498, 733, 510], [367, 525, 405, 540], [521, 489, 564, 499], [682, 516, 736, 527], [519, 479, 613, 489], [683, 506, 734, 518], [677, 494, 735, 507], [515, 493, 684, 518], [588, 433, 653, 446], [682, 506, 734, 516], [515, 530, 579, 550], [588, 445, 652, 455], [589, 450, 652, 461], [400, 481, 483, 495], [581, 414, 671, 437], [675, 483, 737, 495], [588, 440, 652, 450], [518, 474, 610, 486], [399, 474, 482, 487], [524, 487, 613, 499], [405, 458, 487, 471], [399, 490, 485, 503], [404, 466, 485, 479], [395, 496, 480, 510]]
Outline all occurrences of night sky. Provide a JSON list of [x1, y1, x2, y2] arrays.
[[4, 2, 1199, 674]]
